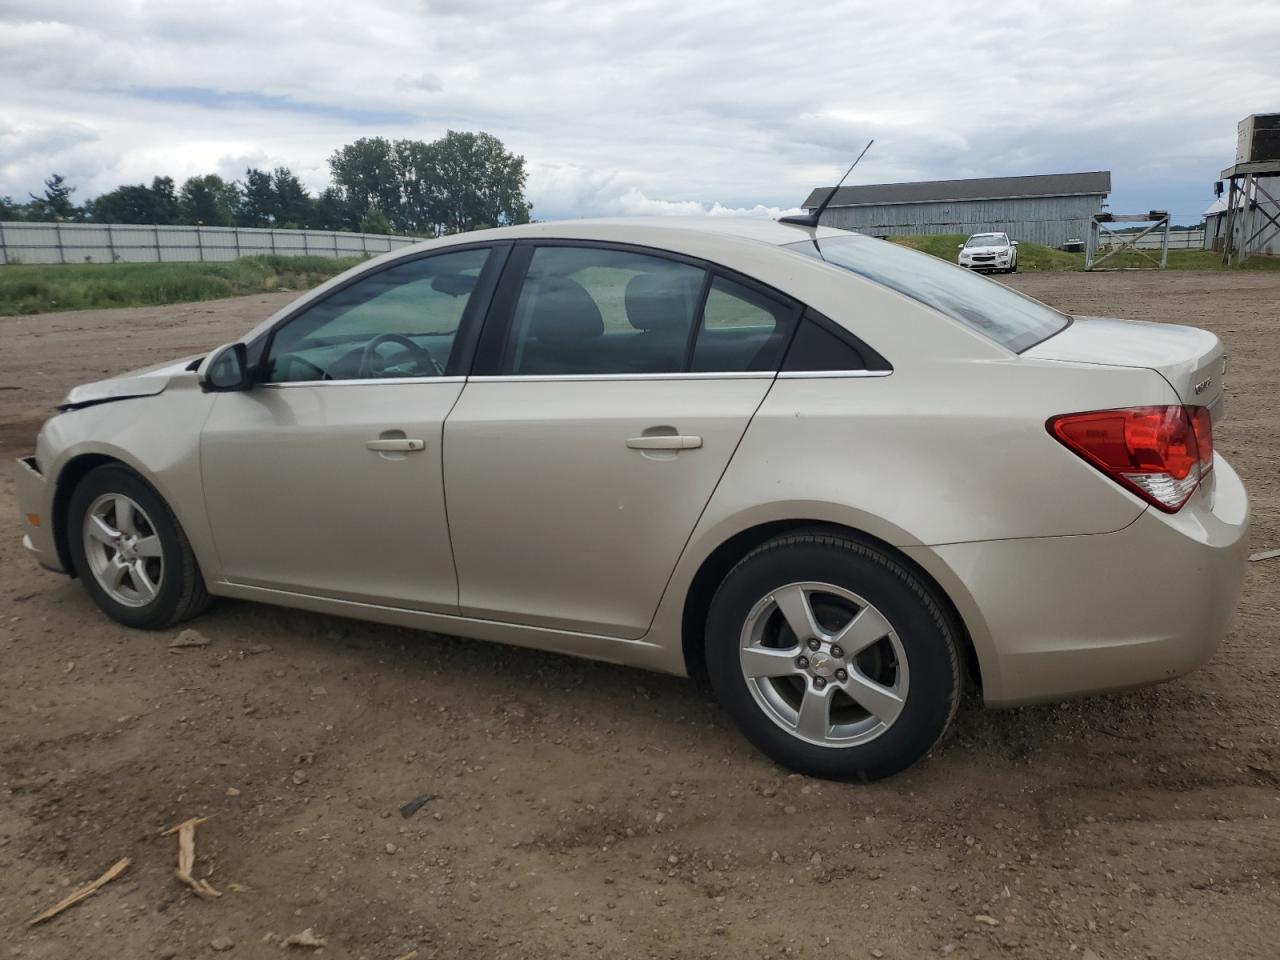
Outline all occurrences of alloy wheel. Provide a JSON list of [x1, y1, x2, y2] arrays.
[[738, 581, 909, 747], [82, 493, 165, 607]]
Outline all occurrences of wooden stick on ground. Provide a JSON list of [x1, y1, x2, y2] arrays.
[[28, 857, 131, 926], [160, 816, 222, 900]]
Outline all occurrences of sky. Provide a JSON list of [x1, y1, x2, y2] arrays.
[[2, 0, 1278, 226]]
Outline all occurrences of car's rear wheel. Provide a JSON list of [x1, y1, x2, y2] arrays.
[[68, 463, 211, 629], [705, 532, 960, 781]]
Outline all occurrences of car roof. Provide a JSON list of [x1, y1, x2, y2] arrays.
[[421, 216, 851, 249]]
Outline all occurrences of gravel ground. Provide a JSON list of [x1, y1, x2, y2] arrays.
[[1, 271, 1277, 959]]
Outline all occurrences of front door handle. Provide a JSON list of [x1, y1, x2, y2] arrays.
[[625, 435, 702, 451], [366, 438, 426, 452]]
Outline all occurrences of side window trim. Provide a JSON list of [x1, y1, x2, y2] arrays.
[[469, 238, 806, 379], [679, 269, 716, 373], [469, 243, 534, 376], [248, 240, 511, 384]]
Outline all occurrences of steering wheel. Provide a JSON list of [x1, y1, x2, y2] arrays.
[[358, 333, 441, 378]]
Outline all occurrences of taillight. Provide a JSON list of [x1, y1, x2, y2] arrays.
[[1047, 406, 1214, 513]]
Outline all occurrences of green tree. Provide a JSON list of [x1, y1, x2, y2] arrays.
[[88, 177, 181, 224], [359, 209, 393, 235], [328, 131, 531, 236], [148, 176, 180, 224], [392, 137, 443, 235], [271, 167, 312, 227], [28, 174, 79, 220], [238, 168, 277, 227], [425, 130, 531, 235], [179, 174, 239, 225], [312, 186, 358, 231], [328, 137, 400, 225], [88, 184, 152, 223], [0, 195, 24, 220]]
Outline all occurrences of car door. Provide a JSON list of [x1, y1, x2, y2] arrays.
[[443, 241, 800, 638], [200, 243, 506, 612]]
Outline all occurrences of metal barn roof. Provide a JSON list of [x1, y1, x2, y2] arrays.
[[802, 171, 1112, 209]]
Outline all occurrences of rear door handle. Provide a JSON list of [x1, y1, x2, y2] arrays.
[[625, 435, 702, 451], [366, 438, 426, 452]]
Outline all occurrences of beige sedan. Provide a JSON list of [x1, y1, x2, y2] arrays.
[[16, 217, 1248, 780]]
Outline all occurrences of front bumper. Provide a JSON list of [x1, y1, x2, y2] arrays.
[[905, 455, 1249, 706], [16, 456, 65, 573], [959, 258, 1012, 271]]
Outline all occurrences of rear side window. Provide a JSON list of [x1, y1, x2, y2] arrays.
[[494, 245, 798, 376], [785, 235, 1069, 353], [692, 277, 796, 373], [499, 246, 705, 375]]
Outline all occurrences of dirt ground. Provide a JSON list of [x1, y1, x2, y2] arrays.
[[1, 272, 1277, 960]]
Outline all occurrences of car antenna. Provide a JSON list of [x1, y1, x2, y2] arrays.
[[779, 139, 875, 228]]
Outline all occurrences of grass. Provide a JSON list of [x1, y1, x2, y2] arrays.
[[0, 255, 367, 317], [886, 234, 1280, 272], [889, 234, 1083, 271]]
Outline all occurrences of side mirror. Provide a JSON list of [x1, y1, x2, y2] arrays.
[[1010, 240, 1020, 246], [198, 342, 251, 392], [957, 244, 964, 250]]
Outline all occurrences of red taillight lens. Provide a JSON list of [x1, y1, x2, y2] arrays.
[[1047, 406, 1212, 513], [1190, 405, 1214, 472]]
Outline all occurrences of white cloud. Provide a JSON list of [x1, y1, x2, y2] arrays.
[[2, 0, 1277, 222], [611, 188, 802, 219]]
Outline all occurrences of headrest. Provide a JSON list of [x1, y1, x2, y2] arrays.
[[528, 275, 604, 344], [625, 272, 700, 333]]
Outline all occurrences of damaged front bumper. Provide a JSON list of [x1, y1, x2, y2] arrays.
[[16, 455, 65, 573]]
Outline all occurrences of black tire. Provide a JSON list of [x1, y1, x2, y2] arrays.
[[705, 532, 960, 782], [67, 463, 211, 629]]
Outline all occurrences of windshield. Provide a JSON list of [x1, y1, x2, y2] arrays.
[[965, 234, 1007, 247], [785, 234, 1069, 353]]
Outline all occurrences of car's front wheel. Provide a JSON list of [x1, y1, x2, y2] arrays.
[[705, 531, 961, 781], [67, 463, 211, 629]]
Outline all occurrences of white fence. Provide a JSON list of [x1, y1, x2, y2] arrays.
[[0, 221, 426, 265]]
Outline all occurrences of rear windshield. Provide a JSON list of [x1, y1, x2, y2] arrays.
[[784, 234, 1069, 353]]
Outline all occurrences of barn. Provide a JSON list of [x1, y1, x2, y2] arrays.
[[801, 171, 1112, 248]]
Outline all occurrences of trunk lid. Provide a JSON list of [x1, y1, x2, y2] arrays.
[[1024, 315, 1226, 416]]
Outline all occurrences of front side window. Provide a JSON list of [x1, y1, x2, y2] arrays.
[[785, 234, 1067, 353], [264, 247, 490, 382]]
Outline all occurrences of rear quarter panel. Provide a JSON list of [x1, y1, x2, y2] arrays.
[[647, 325, 1180, 674]]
